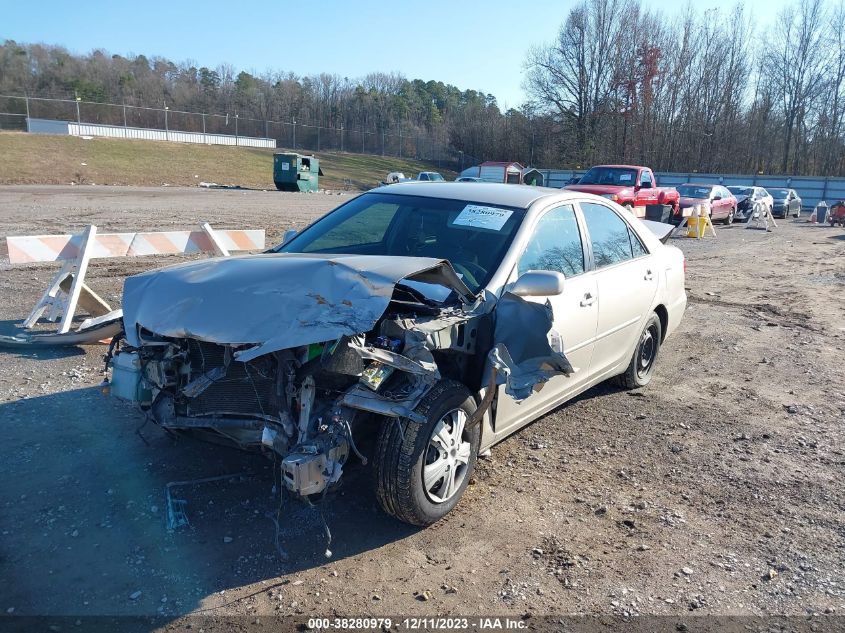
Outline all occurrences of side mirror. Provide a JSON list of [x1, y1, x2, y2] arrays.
[[282, 229, 298, 244], [511, 270, 566, 297]]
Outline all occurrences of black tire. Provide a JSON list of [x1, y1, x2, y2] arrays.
[[616, 313, 663, 389], [724, 207, 735, 225], [374, 380, 480, 526]]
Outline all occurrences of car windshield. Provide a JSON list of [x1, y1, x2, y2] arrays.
[[771, 189, 789, 197], [578, 167, 639, 186], [678, 185, 713, 198], [274, 192, 526, 293], [728, 186, 752, 195]]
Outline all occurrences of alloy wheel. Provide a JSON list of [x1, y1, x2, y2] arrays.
[[423, 409, 472, 504]]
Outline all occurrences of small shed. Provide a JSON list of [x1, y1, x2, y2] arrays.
[[479, 161, 524, 184], [521, 168, 544, 186]]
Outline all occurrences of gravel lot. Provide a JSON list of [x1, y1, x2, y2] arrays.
[[0, 185, 843, 626]]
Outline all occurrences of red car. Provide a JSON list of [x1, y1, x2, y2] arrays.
[[564, 165, 680, 217], [674, 183, 738, 225]]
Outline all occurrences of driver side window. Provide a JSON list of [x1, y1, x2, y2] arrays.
[[640, 170, 653, 189], [517, 205, 585, 277]]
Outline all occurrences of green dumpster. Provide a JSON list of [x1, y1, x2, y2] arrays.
[[273, 153, 322, 192]]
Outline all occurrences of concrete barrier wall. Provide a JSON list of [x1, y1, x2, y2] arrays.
[[26, 118, 276, 149]]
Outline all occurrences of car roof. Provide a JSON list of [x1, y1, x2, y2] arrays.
[[369, 182, 571, 209]]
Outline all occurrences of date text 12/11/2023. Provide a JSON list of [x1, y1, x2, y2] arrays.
[[306, 617, 528, 630]]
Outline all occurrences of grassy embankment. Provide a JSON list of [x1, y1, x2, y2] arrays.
[[0, 132, 455, 190]]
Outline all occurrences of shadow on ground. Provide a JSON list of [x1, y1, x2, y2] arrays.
[[0, 386, 417, 618]]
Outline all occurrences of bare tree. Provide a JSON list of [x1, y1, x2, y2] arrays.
[[766, 0, 830, 172]]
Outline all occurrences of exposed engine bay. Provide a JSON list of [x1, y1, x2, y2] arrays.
[[110, 253, 572, 500]]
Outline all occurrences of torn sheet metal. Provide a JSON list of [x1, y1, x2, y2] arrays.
[[487, 293, 574, 401], [340, 382, 428, 423], [121, 253, 474, 362], [348, 338, 439, 376], [0, 310, 123, 348]]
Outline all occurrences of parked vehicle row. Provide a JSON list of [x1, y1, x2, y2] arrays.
[[564, 166, 806, 225]]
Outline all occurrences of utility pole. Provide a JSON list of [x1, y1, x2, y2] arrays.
[[340, 125, 344, 152], [164, 103, 169, 140], [292, 118, 296, 149], [24, 95, 30, 130], [122, 102, 127, 134], [235, 113, 239, 146], [202, 112, 206, 135], [75, 94, 81, 127], [317, 125, 320, 151]]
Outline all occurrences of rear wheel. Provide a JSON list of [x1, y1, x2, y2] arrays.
[[374, 380, 480, 526], [616, 313, 662, 389]]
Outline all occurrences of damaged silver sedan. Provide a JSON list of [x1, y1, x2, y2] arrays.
[[109, 183, 687, 525]]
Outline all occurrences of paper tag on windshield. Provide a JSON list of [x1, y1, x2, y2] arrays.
[[453, 205, 513, 231], [619, 174, 632, 181]]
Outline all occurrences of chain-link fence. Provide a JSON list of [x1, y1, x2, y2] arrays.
[[0, 95, 478, 173]]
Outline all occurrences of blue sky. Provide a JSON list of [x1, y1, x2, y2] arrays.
[[3, 0, 789, 107]]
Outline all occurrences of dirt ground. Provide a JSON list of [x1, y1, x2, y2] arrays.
[[0, 185, 843, 627]]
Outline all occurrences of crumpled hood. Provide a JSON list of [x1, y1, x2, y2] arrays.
[[122, 253, 474, 362]]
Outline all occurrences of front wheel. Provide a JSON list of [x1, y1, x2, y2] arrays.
[[724, 207, 735, 225], [374, 380, 480, 526], [616, 313, 662, 389]]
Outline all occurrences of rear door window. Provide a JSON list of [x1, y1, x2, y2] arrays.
[[517, 205, 585, 277], [580, 201, 638, 269]]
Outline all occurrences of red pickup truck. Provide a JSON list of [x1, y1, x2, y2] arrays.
[[564, 165, 679, 217]]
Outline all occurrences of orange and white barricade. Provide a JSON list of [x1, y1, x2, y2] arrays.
[[6, 223, 265, 337]]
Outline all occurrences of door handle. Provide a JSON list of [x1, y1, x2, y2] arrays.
[[580, 292, 595, 307], [644, 269, 654, 281]]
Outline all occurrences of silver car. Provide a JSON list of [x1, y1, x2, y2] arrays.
[[113, 183, 687, 526]]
